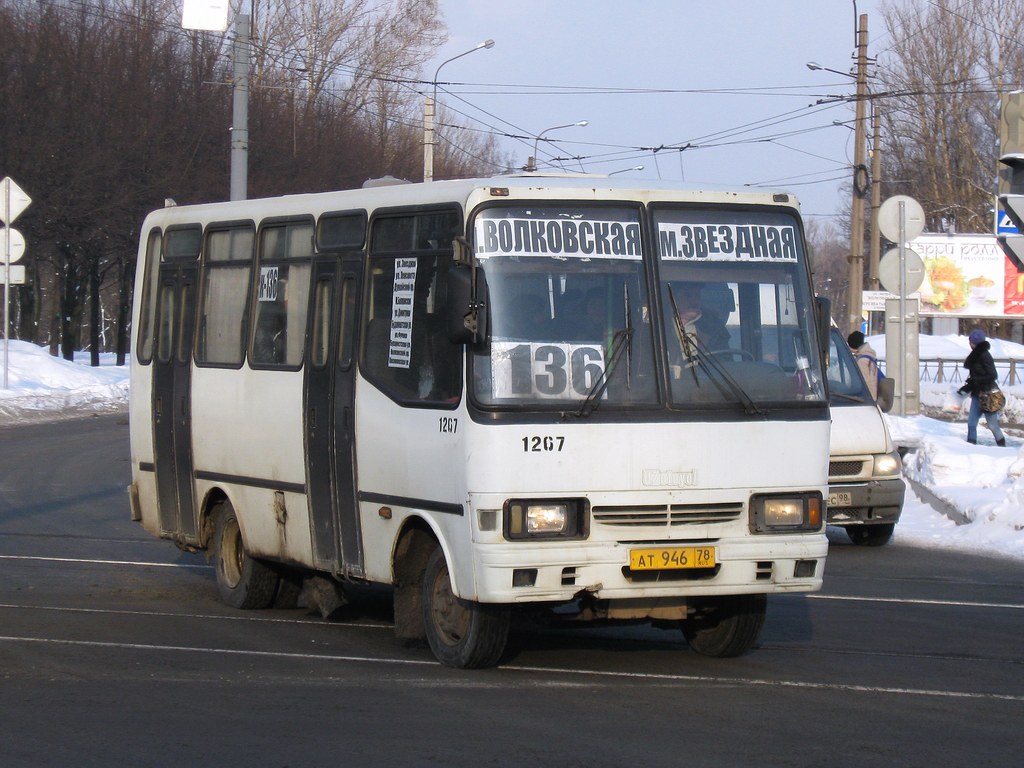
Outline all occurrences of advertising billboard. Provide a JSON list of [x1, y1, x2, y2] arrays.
[[865, 234, 1024, 318]]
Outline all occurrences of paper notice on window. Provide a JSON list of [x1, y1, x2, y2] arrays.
[[388, 258, 417, 368]]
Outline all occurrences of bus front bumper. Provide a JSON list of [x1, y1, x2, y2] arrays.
[[471, 535, 828, 605]]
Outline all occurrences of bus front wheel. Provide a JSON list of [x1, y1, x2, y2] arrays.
[[421, 546, 510, 669], [682, 594, 766, 657], [212, 501, 279, 610]]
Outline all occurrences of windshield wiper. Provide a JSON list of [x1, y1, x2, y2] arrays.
[[573, 325, 633, 418], [572, 284, 635, 419], [667, 286, 765, 417]]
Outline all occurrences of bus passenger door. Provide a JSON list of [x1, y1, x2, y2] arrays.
[[152, 264, 198, 543], [304, 256, 363, 576]]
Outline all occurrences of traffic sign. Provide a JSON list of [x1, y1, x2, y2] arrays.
[[3, 264, 25, 284], [0, 227, 26, 264], [878, 195, 925, 243], [998, 193, 1024, 269], [879, 247, 924, 295], [997, 207, 1019, 235], [0, 177, 31, 226]]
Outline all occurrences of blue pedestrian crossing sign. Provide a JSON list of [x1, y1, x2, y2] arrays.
[[998, 207, 1020, 235]]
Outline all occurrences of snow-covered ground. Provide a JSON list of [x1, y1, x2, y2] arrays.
[[1, 336, 1022, 563]]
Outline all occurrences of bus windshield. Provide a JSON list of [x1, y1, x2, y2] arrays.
[[469, 203, 826, 411], [653, 206, 827, 409], [470, 205, 658, 410]]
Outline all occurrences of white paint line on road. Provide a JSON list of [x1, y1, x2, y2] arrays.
[[0, 601, 392, 630], [0, 554, 211, 570], [810, 594, 1024, 611], [6, 553, 1024, 613], [1, 634, 1021, 702]]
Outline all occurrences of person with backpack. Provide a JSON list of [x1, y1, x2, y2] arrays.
[[847, 331, 880, 399]]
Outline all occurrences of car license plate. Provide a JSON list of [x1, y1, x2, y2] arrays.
[[828, 491, 853, 508], [629, 546, 716, 571]]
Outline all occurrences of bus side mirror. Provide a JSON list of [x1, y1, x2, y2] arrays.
[[446, 236, 488, 344], [876, 376, 895, 413], [815, 296, 831, 359]]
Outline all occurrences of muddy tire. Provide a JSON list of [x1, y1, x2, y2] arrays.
[[421, 546, 510, 668], [212, 501, 279, 609], [682, 594, 767, 657]]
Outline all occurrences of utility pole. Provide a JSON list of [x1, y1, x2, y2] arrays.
[[846, 13, 869, 334], [230, 14, 250, 201], [868, 102, 882, 291]]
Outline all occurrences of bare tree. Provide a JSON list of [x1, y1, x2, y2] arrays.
[[878, 0, 1024, 231]]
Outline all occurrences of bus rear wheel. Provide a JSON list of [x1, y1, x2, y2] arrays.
[[212, 501, 279, 609], [682, 594, 766, 657], [421, 546, 510, 669]]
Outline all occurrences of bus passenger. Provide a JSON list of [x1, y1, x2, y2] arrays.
[[673, 282, 730, 351]]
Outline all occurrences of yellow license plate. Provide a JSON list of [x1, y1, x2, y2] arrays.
[[629, 546, 716, 571]]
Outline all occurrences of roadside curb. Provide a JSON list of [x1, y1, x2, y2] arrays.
[[903, 473, 971, 526]]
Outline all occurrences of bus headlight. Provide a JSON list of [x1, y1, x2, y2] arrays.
[[504, 498, 587, 540], [873, 451, 903, 477], [750, 493, 823, 533]]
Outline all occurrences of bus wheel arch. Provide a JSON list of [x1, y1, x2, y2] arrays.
[[392, 520, 438, 642], [198, 487, 230, 550], [210, 497, 279, 609]]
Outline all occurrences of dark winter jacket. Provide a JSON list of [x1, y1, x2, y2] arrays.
[[960, 340, 998, 396]]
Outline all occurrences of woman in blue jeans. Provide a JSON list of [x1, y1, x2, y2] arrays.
[[959, 328, 1006, 446]]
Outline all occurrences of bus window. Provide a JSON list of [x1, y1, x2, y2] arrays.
[[136, 228, 162, 364], [338, 277, 357, 370], [250, 220, 314, 368], [196, 225, 254, 367], [362, 252, 460, 405], [653, 206, 826, 407], [310, 277, 332, 369], [155, 281, 176, 364], [470, 204, 658, 409], [361, 209, 461, 405], [317, 211, 367, 252]]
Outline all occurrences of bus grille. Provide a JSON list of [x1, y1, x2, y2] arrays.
[[592, 503, 743, 527], [829, 460, 866, 478]]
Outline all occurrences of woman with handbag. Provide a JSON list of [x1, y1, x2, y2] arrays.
[[958, 329, 1007, 446]]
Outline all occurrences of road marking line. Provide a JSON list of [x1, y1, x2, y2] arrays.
[[0, 602, 392, 630], [4, 555, 1024, 612], [810, 594, 1024, 610], [0, 554, 210, 570], [0, 634, 1020, 701]]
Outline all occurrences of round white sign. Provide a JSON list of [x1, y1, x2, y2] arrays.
[[0, 227, 26, 264], [878, 195, 925, 243], [879, 246, 925, 296]]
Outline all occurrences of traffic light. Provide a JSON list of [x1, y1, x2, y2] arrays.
[[997, 92, 1024, 269]]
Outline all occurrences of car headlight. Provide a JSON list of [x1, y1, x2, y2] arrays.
[[504, 498, 587, 540], [750, 493, 823, 533], [873, 450, 903, 477]]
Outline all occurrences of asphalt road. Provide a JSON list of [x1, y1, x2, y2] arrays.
[[1, 414, 1022, 767]]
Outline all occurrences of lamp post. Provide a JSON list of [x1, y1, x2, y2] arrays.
[[527, 121, 588, 172], [609, 165, 644, 176], [807, 14, 871, 334], [423, 39, 494, 182]]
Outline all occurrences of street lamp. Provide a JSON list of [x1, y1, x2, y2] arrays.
[[806, 61, 854, 79], [423, 39, 495, 182], [608, 165, 644, 176], [527, 121, 588, 172]]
